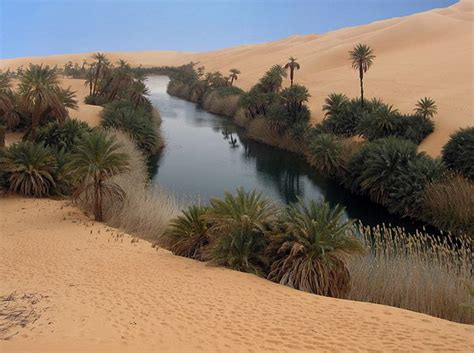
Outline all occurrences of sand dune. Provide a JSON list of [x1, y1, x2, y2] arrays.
[[0, 197, 472, 352], [1, 1, 472, 155]]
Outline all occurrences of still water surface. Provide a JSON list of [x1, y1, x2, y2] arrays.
[[148, 76, 428, 232]]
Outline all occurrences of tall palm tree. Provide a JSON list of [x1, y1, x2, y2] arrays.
[[280, 84, 310, 120], [66, 131, 130, 221], [349, 44, 375, 105], [17, 64, 65, 139], [260, 65, 287, 93], [414, 97, 437, 119], [284, 57, 300, 86], [91, 52, 109, 96], [267, 200, 364, 297], [228, 68, 240, 86], [0, 73, 20, 129], [128, 80, 150, 109]]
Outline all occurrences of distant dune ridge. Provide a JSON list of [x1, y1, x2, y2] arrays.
[[1, 0, 472, 156]]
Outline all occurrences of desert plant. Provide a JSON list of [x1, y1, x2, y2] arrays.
[[349, 44, 375, 104], [321, 98, 366, 137], [228, 69, 241, 86], [421, 175, 474, 235], [414, 97, 437, 119], [322, 93, 349, 118], [206, 188, 279, 274], [306, 133, 345, 176], [442, 127, 474, 180], [284, 57, 300, 86], [267, 200, 364, 297], [66, 130, 130, 221], [35, 119, 91, 152], [1, 141, 57, 196], [162, 205, 211, 261]]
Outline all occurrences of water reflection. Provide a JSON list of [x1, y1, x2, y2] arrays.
[[147, 76, 430, 232]]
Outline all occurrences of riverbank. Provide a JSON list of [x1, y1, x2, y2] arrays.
[[1, 196, 473, 352]]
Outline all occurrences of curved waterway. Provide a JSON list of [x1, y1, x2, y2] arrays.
[[148, 76, 430, 232]]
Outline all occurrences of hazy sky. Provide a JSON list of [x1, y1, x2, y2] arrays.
[[0, 0, 457, 58]]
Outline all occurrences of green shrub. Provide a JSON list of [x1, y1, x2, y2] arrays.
[[345, 138, 418, 204], [442, 127, 474, 180], [1, 142, 57, 197], [321, 98, 366, 137], [162, 205, 211, 261], [306, 133, 345, 177], [206, 188, 279, 274], [101, 100, 158, 155], [84, 94, 108, 106], [396, 114, 434, 144], [35, 119, 91, 153], [267, 200, 364, 297]]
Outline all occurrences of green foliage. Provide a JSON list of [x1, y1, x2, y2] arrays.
[[162, 205, 211, 261], [267, 200, 364, 297], [101, 100, 158, 155], [321, 98, 366, 137], [35, 119, 91, 153], [442, 127, 474, 180], [345, 138, 419, 204], [206, 188, 278, 274], [1, 141, 57, 197], [306, 133, 345, 177], [414, 97, 437, 119], [66, 130, 130, 221], [322, 93, 350, 118]]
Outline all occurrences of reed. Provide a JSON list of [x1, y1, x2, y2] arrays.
[[348, 224, 473, 324]]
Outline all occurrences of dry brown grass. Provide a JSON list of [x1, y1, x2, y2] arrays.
[[99, 130, 182, 241], [202, 91, 240, 118], [348, 224, 473, 324], [421, 175, 474, 236]]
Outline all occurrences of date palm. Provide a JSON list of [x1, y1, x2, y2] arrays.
[[0, 73, 20, 129], [322, 93, 349, 118], [66, 131, 130, 221], [414, 97, 437, 119], [284, 57, 300, 86], [267, 200, 364, 297], [91, 52, 109, 96], [260, 65, 287, 93], [228, 68, 240, 86], [17, 64, 65, 139], [349, 44, 375, 105]]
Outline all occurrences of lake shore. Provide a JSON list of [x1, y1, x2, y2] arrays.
[[1, 196, 473, 352]]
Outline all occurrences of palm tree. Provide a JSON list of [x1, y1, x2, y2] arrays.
[[280, 84, 310, 121], [0, 73, 20, 129], [284, 57, 300, 86], [1, 141, 57, 196], [260, 65, 287, 93], [163, 205, 211, 261], [66, 131, 130, 221], [128, 80, 150, 109], [206, 188, 279, 274], [267, 200, 364, 297], [17, 64, 65, 139], [228, 68, 240, 86], [91, 52, 109, 96], [306, 133, 345, 176], [322, 93, 350, 118], [349, 44, 375, 105], [414, 97, 437, 119]]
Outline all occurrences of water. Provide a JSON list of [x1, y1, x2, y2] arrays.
[[148, 76, 430, 232]]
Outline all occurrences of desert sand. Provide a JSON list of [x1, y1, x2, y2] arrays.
[[1, 0, 473, 156], [0, 196, 473, 353]]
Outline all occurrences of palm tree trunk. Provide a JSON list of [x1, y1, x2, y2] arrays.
[[290, 68, 294, 86], [359, 66, 364, 106], [94, 179, 103, 221]]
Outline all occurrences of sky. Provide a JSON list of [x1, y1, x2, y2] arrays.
[[0, 0, 458, 59]]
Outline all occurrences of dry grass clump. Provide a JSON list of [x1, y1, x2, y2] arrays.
[[347, 224, 473, 324], [421, 175, 474, 236], [100, 130, 181, 241], [233, 108, 251, 129], [202, 91, 240, 118], [246, 117, 303, 153]]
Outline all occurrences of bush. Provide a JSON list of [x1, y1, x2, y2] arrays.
[[396, 114, 434, 144], [162, 205, 211, 261], [442, 127, 474, 180], [1, 142, 57, 197], [267, 200, 364, 297], [421, 175, 474, 235], [206, 188, 278, 275], [306, 133, 345, 177], [35, 119, 91, 153], [202, 90, 240, 117], [321, 98, 366, 137], [101, 100, 159, 155], [84, 94, 108, 106], [345, 138, 418, 204]]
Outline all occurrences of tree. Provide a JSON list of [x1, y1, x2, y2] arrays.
[[284, 57, 300, 86], [18, 64, 74, 139], [349, 44, 375, 105], [228, 68, 240, 86], [442, 127, 474, 180], [322, 93, 349, 118], [414, 97, 437, 119], [280, 84, 310, 120], [66, 131, 130, 221], [267, 200, 364, 297], [91, 52, 109, 96], [0, 73, 20, 129], [260, 65, 288, 93]]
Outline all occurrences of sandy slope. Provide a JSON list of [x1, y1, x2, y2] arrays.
[[1, 1, 472, 156], [0, 197, 472, 353]]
